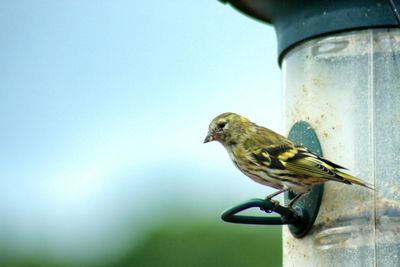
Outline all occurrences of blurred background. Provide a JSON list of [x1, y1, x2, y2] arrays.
[[0, 1, 282, 266]]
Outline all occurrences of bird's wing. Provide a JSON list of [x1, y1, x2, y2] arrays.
[[242, 126, 349, 183], [246, 138, 349, 183], [282, 146, 350, 183], [244, 138, 296, 170]]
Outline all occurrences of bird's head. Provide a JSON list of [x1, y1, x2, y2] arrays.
[[204, 112, 250, 146]]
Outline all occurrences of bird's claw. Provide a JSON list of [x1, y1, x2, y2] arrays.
[[260, 198, 280, 213], [265, 198, 280, 206]]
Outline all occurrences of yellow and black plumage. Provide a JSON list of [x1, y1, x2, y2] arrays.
[[204, 112, 373, 208]]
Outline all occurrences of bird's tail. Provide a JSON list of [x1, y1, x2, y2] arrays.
[[337, 171, 375, 190]]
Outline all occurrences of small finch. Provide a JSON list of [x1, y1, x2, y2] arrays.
[[204, 112, 373, 209]]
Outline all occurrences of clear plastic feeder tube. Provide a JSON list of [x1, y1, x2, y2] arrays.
[[282, 28, 400, 267]]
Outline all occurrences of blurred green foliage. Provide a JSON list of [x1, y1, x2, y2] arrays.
[[0, 218, 282, 267], [116, 219, 282, 267]]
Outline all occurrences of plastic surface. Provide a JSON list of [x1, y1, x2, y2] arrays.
[[282, 28, 400, 267], [220, 0, 400, 64]]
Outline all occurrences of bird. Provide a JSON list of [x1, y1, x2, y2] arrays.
[[204, 112, 373, 209]]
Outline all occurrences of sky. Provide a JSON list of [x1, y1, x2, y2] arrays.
[[0, 0, 282, 265]]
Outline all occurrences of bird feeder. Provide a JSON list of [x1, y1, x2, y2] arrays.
[[220, 0, 400, 266]]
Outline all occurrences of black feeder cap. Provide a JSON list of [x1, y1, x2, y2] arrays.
[[221, 0, 400, 64]]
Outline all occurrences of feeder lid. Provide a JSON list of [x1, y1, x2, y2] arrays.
[[220, 0, 400, 64]]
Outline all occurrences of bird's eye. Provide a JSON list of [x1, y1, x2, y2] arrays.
[[217, 121, 227, 129]]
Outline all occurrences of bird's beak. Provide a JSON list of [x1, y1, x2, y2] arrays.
[[203, 133, 214, 143]]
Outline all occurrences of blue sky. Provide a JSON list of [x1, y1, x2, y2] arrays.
[[0, 0, 281, 264]]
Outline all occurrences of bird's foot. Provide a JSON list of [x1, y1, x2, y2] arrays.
[[262, 197, 280, 213], [268, 198, 280, 206]]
